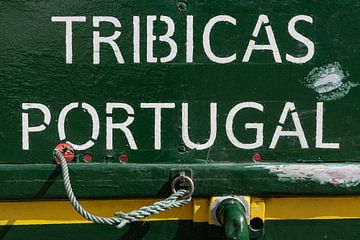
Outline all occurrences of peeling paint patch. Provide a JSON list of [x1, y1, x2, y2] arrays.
[[264, 164, 360, 187], [302, 62, 358, 101]]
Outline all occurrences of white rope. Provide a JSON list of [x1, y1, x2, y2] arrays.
[[53, 148, 192, 229]]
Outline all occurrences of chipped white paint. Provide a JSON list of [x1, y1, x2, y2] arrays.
[[303, 62, 358, 101], [264, 164, 360, 187], [313, 71, 343, 94]]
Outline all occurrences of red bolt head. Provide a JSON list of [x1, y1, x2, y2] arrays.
[[83, 153, 93, 163], [119, 153, 128, 163], [252, 153, 262, 162]]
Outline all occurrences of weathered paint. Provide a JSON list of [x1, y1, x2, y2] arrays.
[[3, 196, 360, 226], [2, 0, 360, 239], [3, 163, 360, 200], [302, 62, 359, 101], [0, 199, 209, 226], [2, 0, 360, 163], [264, 163, 360, 187]]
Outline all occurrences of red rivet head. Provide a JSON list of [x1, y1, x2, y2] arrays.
[[252, 153, 262, 162], [119, 153, 128, 163], [83, 153, 93, 163], [54, 143, 75, 164]]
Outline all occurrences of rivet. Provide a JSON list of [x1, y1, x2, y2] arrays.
[[119, 153, 129, 163], [177, 1, 187, 11], [252, 153, 262, 162], [83, 153, 93, 163]]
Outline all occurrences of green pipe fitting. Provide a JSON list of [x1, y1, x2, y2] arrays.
[[216, 198, 250, 240]]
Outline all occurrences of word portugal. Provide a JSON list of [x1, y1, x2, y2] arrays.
[[22, 102, 339, 151]]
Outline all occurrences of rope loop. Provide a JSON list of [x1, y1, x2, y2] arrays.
[[53, 147, 193, 229]]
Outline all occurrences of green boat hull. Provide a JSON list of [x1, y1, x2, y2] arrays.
[[1, 0, 360, 239]]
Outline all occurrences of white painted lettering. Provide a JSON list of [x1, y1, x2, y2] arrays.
[[106, 103, 138, 150], [225, 102, 264, 149], [51, 16, 86, 64], [133, 16, 140, 63], [270, 102, 308, 149], [203, 15, 237, 64], [286, 15, 314, 64], [316, 102, 339, 148], [93, 16, 124, 64], [22, 103, 51, 150], [182, 103, 217, 150], [147, 16, 157, 63], [159, 16, 177, 63], [141, 103, 176, 150], [186, 16, 194, 63], [242, 15, 282, 63], [58, 102, 100, 150]]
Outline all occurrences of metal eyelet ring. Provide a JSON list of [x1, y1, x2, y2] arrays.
[[171, 172, 194, 199]]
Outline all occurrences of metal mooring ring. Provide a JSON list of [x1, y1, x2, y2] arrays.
[[171, 172, 194, 199]]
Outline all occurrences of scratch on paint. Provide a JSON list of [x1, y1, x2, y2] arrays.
[[302, 62, 358, 101], [263, 164, 360, 187]]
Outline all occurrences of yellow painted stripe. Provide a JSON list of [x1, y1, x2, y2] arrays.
[[2, 196, 360, 226], [264, 196, 360, 220], [0, 199, 209, 226]]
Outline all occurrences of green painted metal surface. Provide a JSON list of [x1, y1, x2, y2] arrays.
[[1, 0, 360, 239], [1, 0, 360, 164], [2, 220, 360, 240], [3, 163, 360, 200]]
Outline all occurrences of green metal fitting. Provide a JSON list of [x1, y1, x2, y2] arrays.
[[216, 198, 250, 240]]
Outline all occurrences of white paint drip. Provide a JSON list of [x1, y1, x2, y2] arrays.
[[263, 164, 360, 187]]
